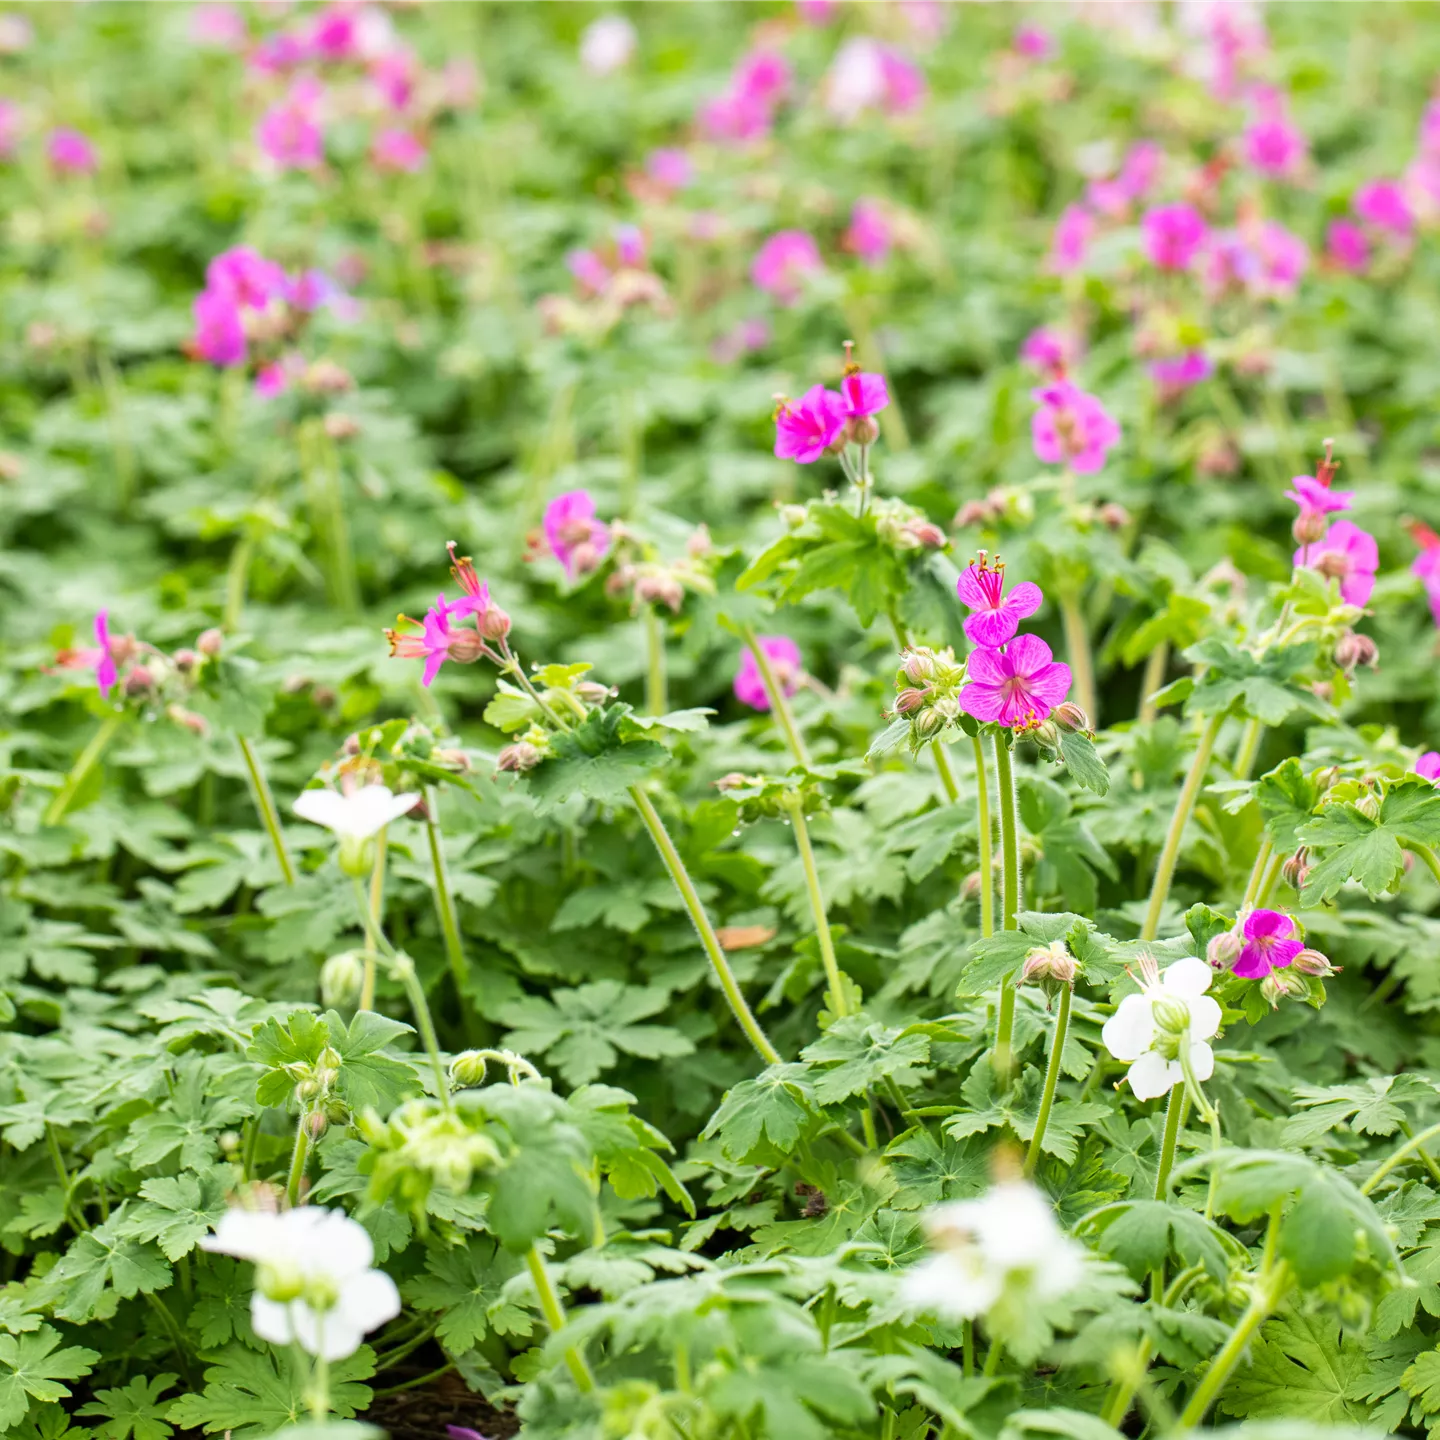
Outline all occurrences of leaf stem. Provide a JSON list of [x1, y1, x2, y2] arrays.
[[1362, 1118, 1440, 1195], [285, 1116, 310, 1208], [1154, 1086, 1185, 1199], [1138, 642, 1168, 726], [1409, 843, 1440, 891], [629, 785, 780, 1065], [991, 733, 1021, 1080], [1232, 718, 1264, 780], [525, 1244, 596, 1393], [743, 623, 811, 767], [931, 741, 959, 803], [1140, 711, 1224, 941], [785, 795, 846, 1021], [1241, 837, 1273, 909], [644, 606, 667, 717], [972, 736, 995, 940], [224, 532, 255, 632], [44, 713, 123, 827], [1024, 984, 1072, 1175], [238, 735, 296, 885], [359, 827, 388, 1011]]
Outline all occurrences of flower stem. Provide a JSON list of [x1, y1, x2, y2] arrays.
[[972, 736, 995, 940], [44, 713, 123, 827], [992, 734, 1021, 1079], [359, 828, 388, 1011], [784, 795, 847, 1021], [1138, 642, 1168, 726], [307, 1351, 330, 1423], [423, 788, 470, 1005], [1409, 843, 1440, 892], [300, 419, 360, 615], [1362, 1118, 1440, 1194], [629, 785, 780, 1065], [644, 606, 667, 717], [1232, 718, 1264, 779], [1140, 710, 1225, 941], [1058, 592, 1098, 725], [1241, 837, 1273, 909], [1024, 985, 1072, 1175], [743, 623, 811, 767], [285, 1116, 310, 1208], [223, 532, 255, 632], [931, 742, 959, 803], [237, 735, 297, 885], [525, 1244, 596, 1393], [1154, 1086, 1185, 1199]]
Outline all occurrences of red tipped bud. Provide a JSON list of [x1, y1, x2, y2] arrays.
[[478, 603, 511, 642], [496, 741, 541, 773], [1281, 848, 1310, 891], [1053, 701, 1090, 733], [1291, 946, 1337, 978], [1207, 929, 1243, 969], [894, 687, 927, 716]]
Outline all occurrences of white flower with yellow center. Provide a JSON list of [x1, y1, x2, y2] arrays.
[[1101, 954, 1221, 1103]]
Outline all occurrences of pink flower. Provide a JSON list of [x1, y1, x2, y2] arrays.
[[1086, 141, 1162, 217], [735, 49, 791, 107], [711, 317, 771, 363], [47, 127, 96, 175], [92, 610, 117, 698], [1048, 205, 1093, 274], [1286, 474, 1354, 518], [775, 385, 846, 463], [285, 269, 341, 313], [1247, 220, 1308, 298], [369, 49, 418, 110], [1019, 327, 1078, 375], [840, 371, 889, 419], [1232, 909, 1302, 980], [1295, 519, 1379, 608], [247, 31, 312, 76], [1355, 180, 1414, 238], [543, 490, 611, 580], [699, 89, 772, 145], [843, 200, 892, 267], [1243, 108, 1306, 179], [1409, 521, 1440, 628], [0, 100, 19, 161], [646, 147, 691, 193], [614, 224, 645, 268], [386, 596, 475, 687], [734, 635, 802, 712], [192, 289, 247, 367], [207, 246, 287, 310], [255, 357, 297, 398], [956, 559, 1043, 648], [825, 38, 924, 122], [1141, 203, 1208, 271], [190, 3, 248, 50], [257, 92, 324, 171], [1422, 97, 1440, 158], [1013, 25, 1054, 60], [1417, 752, 1440, 783], [1150, 350, 1213, 397], [751, 230, 823, 305], [1326, 219, 1370, 273], [566, 248, 611, 295], [796, 0, 838, 22], [957, 634, 1072, 729], [371, 128, 427, 173], [1031, 380, 1121, 474]]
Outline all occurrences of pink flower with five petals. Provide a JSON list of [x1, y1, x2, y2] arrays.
[[1295, 519, 1378, 607], [1031, 381, 1121, 474], [1232, 909, 1303, 980], [543, 490, 611, 580], [1417, 752, 1440, 783], [775, 386, 846, 463], [734, 636, 802, 711], [956, 560, 1043, 648], [957, 634, 1072, 729], [839, 372, 889, 419]]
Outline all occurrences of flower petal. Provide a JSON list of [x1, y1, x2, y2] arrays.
[[1187, 1039, 1215, 1083], [1003, 632, 1055, 675], [1161, 956, 1214, 1000], [1187, 994, 1222, 1041], [1127, 1051, 1176, 1101], [1101, 993, 1155, 1062], [964, 646, 1011, 687]]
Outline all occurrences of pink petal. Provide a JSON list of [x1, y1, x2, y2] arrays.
[[954, 563, 990, 610], [1024, 660, 1073, 710], [964, 610, 1024, 648], [1003, 632, 1055, 676], [956, 681, 1005, 723], [964, 646, 1011, 687], [1244, 908, 1292, 941]]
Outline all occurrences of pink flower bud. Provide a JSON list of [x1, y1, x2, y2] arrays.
[[197, 627, 225, 657], [497, 741, 541, 773], [894, 687, 927, 716], [324, 413, 361, 440], [1291, 946, 1337, 978], [1334, 631, 1378, 671], [1207, 929, 1243, 968], [954, 499, 991, 528], [1292, 509, 1328, 546], [173, 648, 200, 673], [1053, 701, 1091, 733], [1098, 502, 1131, 531], [902, 649, 937, 684], [478, 603, 511, 642], [1281, 848, 1310, 890], [125, 664, 154, 696]]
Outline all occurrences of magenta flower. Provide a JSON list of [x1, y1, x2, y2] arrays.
[[1355, 180, 1414, 239], [1031, 380, 1122, 474], [92, 610, 117, 698], [1086, 141, 1162, 217], [797, 0, 838, 22], [957, 635, 1072, 729], [734, 635, 802, 712], [1247, 220, 1308, 298], [1232, 909, 1303, 980], [1417, 752, 1440, 783], [843, 200, 892, 267], [1409, 521, 1440, 628], [257, 93, 324, 171], [711, 317, 771, 364], [1013, 25, 1054, 60], [543, 490, 611, 580], [1326, 219, 1370, 273], [192, 289, 247, 368], [614, 224, 645, 268], [1048, 205, 1093, 274], [284, 268, 340, 313], [369, 49, 418, 111], [1295, 519, 1379, 607], [371, 128, 426, 173], [956, 559, 1043, 648], [1141, 203, 1208, 271], [751, 230, 823, 305], [248, 31, 312, 76], [48, 127, 96, 175], [1286, 474, 1354, 519], [566, 248, 612, 296], [1243, 113, 1306, 179], [734, 49, 791, 106], [840, 372, 889, 419], [0, 100, 19, 161], [207, 247, 287, 311], [775, 386, 846, 463], [699, 89, 772, 145], [825, 38, 923, 122], [385, 596, 486, 687], [646, 147, 692, 192], [1150, 350, 1213, 397], [1019, 327, 1077, 375]]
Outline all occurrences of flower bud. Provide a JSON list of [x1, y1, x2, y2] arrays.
[[1356, 791, 1381, 822], [1291, 946, 1337, 978], [1315, 549, 1350, 581], [575, 681, 613, 704], [1281, 848, 1309, 891], [913, 706, 946, 738], [1052, 701, 1090, 734], [324, 412, 361, 441], [302, 358, 354, 395], [687, 524, 712, 557], [1334, 631, 1378, 671], [778, 503, 808, 529], [478, 603, 511, 642], [433, 747, 472, 772], [1260, 969, 1308, 1007], [1207, 929, 1243, 969], [167, 704, 211, 738], [0, 453, 24, 482], [845, 414, 881, 446], [1292, 509, 1328, 546], [448, 629, 488, 665], [1019, 940, 1078, 990], [905, 519, 947, 549], [313, 685, 337, 708], [1027, 720, 1060, 751], [894, 687, 927, 716], [959, 871, 983, 903], [901, 649, 937, 684], [305, 1110, 330, 1139], [636, 572, 685, 612], [569, 540, 601, 577], [715, 772, 749, 791], [496, 741, 541, 773], [320, 951, 365, 1008], [1097, 502, 1130, 531], [172, 648, 200, 673], [449, 1050, 488, 1087], [125, 664, 155, 696], [342, 732, 362, 756], [1151, 997, 1192, 1037]]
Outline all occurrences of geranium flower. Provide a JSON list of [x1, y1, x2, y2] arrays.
[[202, 1207, 401, 1361], [1286, 473, 1354, 518], [646, 147, 691, 193], [825, 38, 924, 122], [1141, 203, 1208, 271], [1295, 519, 1378, 607], [840, 371, 889, 419], [192, 289, 247, 367], [1243, 101, 1306, 179], [843, 199, 892, 267], [751, 230, 823, 305], [1355, 179, 1414, 239], [734, 636, 802, 711], [190, 4, 248, 50], [207, 247, 287, 311], [957, 634, 1072, 729], [1013, 25, 1054, 60], [956, 559, 1043, 648], [1231, 909, 1303, 979], [257, 89, 325, 171], [1048, 205, 1093, 274], [1019, 327, 1076, 376], [1101, 954, 1221, 1102], [1085, 141, 1162, 216], [371, 128, 427, 173], [47, 127, 96, 175], [543, 490, 611, 579], [1416, 752, 1440, 783], [1031, 380, 1122, 474], [92, 610, 117, 698], [293, 783, 422, 841], [385, 596, 485, 685], [1149, 350, 1213, 398], [1326, 219, 1370, 273], [774, 385, 846, 463]]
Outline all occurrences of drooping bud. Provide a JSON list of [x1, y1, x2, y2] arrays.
[[320, 951, 365, 1008], [913, 706, 946, 738], [197, 627, 225, 658], [1052, 701, 1091, 734], [166, 704, 211, 738], [1292, 509, 1328, 546], [496, 741, 541, 773], [1280, 848, 1310, 891], [324, 412, 361, 441], [305, 1110, 330, 1139], [172, 648, 200, 673], [1098, 501, 1131, 531], [894, 687, 927, 716], [715, 772, 749, 791], [478, 602, 511, 642], [904, 518, 947, 549], [574, 681, 614, 705], [954, 499, 991, 528], [432, 747, 472, 772], [635, 572, 685, 612], [846, 413, 881, 446], [1291, 946, 1337, 978], [1026, 719, 1060, 751], [1019, 939, 1079, 994], [125, 664, 155, 696], [568, 540, 600, 577], [687, 524, 713, 557], [449, 1050, 488, 1088], [1333, 631, 1378, 671], [1206, 928, 1243, 969]]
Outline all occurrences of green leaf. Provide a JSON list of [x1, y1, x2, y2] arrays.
[[0, 1327, 100, 1430], [322, 1008, 420, 1114], [78, 1373, 177, 1440], [800, 1016, 930, 1105], [1058, 730, 1110, 796], [1184, 638, 1327, 725], [246, 1010, 329, 1108], [1088, 1201, 1230, 1282], [1300, 781, 1440, 901], [1254, 758, 1321, 852], [404, 1238, 531, 1355], [526, 707, 666, 810], [45, 1212, 172, 1322], [701, 1064, 818, 1163], [1216, 1306, 1371, 1423], [126, 1167, 232, 1262]]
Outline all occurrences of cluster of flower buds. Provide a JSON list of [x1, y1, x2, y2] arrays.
[[713, 772, 823, 826], [890, 645, 966, 742], [954, 486, 1038, 530], [359, 1097, 502, 1212], [449, 1048, 541, 1089], [1333, 629, 1379, 674], [875, 500, 947, 551], [1205, 907, 1334, 995], [289, 1041, 348, 1141], [773, 343, 891, 497], [1018, 939, 1080, 1001], [604, 520, 718, 615]]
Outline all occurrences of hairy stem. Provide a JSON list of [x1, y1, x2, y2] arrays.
[[992, 734, 1021, 1079], [743, 623, 811, 767], [972, 736, 995, 940], [1024, 984, 1072, 1175], [1138, 642, 1168, 726], [644, 605, 667, 717], [44, 713, 123, 827], [286, 1116, 310, 1208], [785, 796, 846, 1020], [237, 735, 297, 885], [223, 532, 255, 632], [1058, 592, 1098, 725], [1154, 1086, 1185, 1199], [1362, 1118, 1440, 1195], [1241, 837, 1273, 910], [526, 1244, 596, 1393], [423, 788, 470, 1005], [629, 785, 780, 1065], [931, 741, 960, 803]]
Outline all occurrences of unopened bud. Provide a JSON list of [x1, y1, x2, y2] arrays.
[[1207, 929, 1243, 969], [778, 503, 808, 529], [959, 871, 983, 902], [125, 664, 154, 696], [954, 499, 991, 528], [1281, 848, 1309, 891], [497, 741, 541, 773], [894, 687, 927, 716], [1027, 720, 1060, 751], [1098, 502, 1131, 531], [687, 524, 712, 558], [166, 704, 210, 738], [846, 414, 881, 446], [636, 573, 684, 612], [569, 540, 601, 577], [449, 1050, 488, 1087], [312, 685, 337, 708], [1291, 946, 1337, 978], [342, 732, 362, 756], [902, 649, 937, 684], [1356, 791, 1381, 822], [478, 603, 511, 641], [320, 951, 365, 1008], [305, 1110, 330, 1139], [715, 772, 749, 791], [1334, 631, 1378, 671], [173, 648, 200, 673], [1052, 701, 1090, 733], [1314, 550, 1350, 581], [433, 747, 472, 772], [1152, 997, 1191, 1037], [906, 519, 947, 549], [1292, 509, 1328, 546], [574, 681, 613, 704], [1019, 940, 1078, 990], [323, 412, 361, 441], [302, 359, 353, 395], [913, 706, 946, 738], [1260, 969, 1308, 1007]]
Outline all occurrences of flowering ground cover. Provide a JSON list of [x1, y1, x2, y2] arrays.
[[9, 2, 1440, 1437]]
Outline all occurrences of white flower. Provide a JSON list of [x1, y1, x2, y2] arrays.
[[293, 784, 420, 842], [202, 1207, 401, 1361], [579, 15, 636, 76], [901, 1181, 1085, 1322], [1101, 954, 1221, 1102], [825, 38, 887, 122]]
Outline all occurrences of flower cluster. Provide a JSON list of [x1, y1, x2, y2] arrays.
[[699, 48, 791, 145], [541, 224, 670, 336], [384, 544, 512, 688], [823, 37, 925, 124], [1288, 447, 1377, 608], [773, 345, 891, 476], [1030, 379, 1122, 474]]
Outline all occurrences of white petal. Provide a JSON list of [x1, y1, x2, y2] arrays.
[[1032, 1238, 1086, 1301], [293, 789, 350, 835], [294, 1209, 375, 1278], [251, 1294, 296, 1347], [347, 785, 420, 841], [901, 1254, 1002, 1321], [338, 1269, 401, 1333], [974, 1185, 1060, 1268], [1161, 956, 1214, 1000], [1127, 1051, 1178, 1102], [1188, 994, 1222, 1041], [1101, 994, 1154, 1062], [201, 1209, 284, 1262], [1188, 1039, 1215, 1083], [290, 1304, 365, 1362]]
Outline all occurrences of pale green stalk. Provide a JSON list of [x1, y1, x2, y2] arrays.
[[743, 623, 810, 767], [238, 735, 297, 884], [644, 606, 667, 716], [972, 736, 995, 939], [1138, 642, 1168, 726], [526, 1244, 596, 1393], [1232, 718, 1264, 780], [1024, 984, 1072, 1175], [1362, 1118, 1440, 1195], [44, 713, 123, 826], [1154, 1086, 1186, 1199], [1058, 592, 1098, 724], [422, 787, 470, 1002], [286, 1117, 310, 1208], [991, 734, 1021, 1079], [359, 828, 388, 1011]]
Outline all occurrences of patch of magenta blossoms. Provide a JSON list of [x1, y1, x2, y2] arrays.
[[384, 546, 507, 687], [1294, 519, 1378, 608], [1141, 202, 1208, 271], [955, 556, 1042, 649], [1031, 380, 1121, 474], [1232, 909, 1303, 980], [774, 386, 845, 463], [1410, 521, 1440, 628], [957, 633, 1072, 730], [734, 635, 802, 712], [752, 230, 823, 305], [542, 490, 611, 580]]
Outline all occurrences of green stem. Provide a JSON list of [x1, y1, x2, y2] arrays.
[[1154, 1086, 1185, 1199], [308, 1349, 330, 1422], [1233, 718, 1264, 780], [931, 742, 960, 803], [1398, 1120, 1440, 1188], [644, 606, 667, 716], [629, 785, 780, 1065], [241, 1116, 260, 1183], [962, 1321, 975, 1378], [526, 1244, 596, 1393], [238, 735, 297, 885], [44, 713, 123, 826], [786, 796, 846, 1020], [972, 736, 995, 940], [1409, 843, 1440, 892], [1241, 837, 1273, 910], [224, 533, 255, 632], [992, 734, 1021, 1080], [1140, 711, 1224, 941], [1024, 985, 1072, 1176], [359, 828, 388, 1011], [286, 1117, 310, 1208], [423, 788, 470, 1005], [1138, 642, 1168, 726], [303, 419, 360, 615], [982, 1340, 1004, 1378], [145, 1292, 194, 1387], [1058, 593, 1098, 725], [743, 624, 811, 767], [1362, 1118, 1440, 1195], [1255, 849, 1283, 906]]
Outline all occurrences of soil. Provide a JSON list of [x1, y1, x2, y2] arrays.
[[366, 1366, 519, 1440]]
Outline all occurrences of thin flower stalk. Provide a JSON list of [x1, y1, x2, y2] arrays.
[[1233, 718, 1264, 779], [991, 734, 1022, 1078], [1362, 1117, 1440, 1195], [1138, 642, 1168, 726], [286, 1117, 310, 1209], [644, 605, 668, 716], [359, 828, 389, 1012], [1241, 837, 1273, 909], [44, 713, 124, 827], [972, 737, 995, 939], [1023, 983, 1072, 1175], [423, 788, 471, 1004], [629, 785, 781, 1065], [238, 735, 297, 885], [299, 417, 360, 616], [525, 1243, 596, 1393], [1140, 711, 1226, 941], [1153, 1087, 1186, 1199], [1057, 592, 1098, 724], [743, 623, 811, 766]]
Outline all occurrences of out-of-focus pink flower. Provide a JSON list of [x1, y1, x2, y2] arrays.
[[0, 100, 19, 161], [1354, 179, 1414, 238], [438, 58, 480, 112], [1086, 141, 1162, 217], [1013, 25, 1054, 60], [566, 248, 611, 296], [1417, 752, 1440, 783], [840, 371, 889, 419], [207, 246, 288, 310], [1422, 97, 1440, 158], [956, 558, 1043, 648], [1253, 220, 1308, 297], [306, 2, 390, 62], [796, 0, 838, 23], [543, 490, 611, 580], [751, 230, 823, 305], [825, 38, 924, 122], [1231, 909, 1302, 980], [899, 0, 948, 40], [579, 14, 637, 76], [0, 12, 33, 53], [248, 30, 313, 76], [735, 49, 791, 107], [1031, 380, 1121, 474], [1243, 114, 1306, 179], [192, 289, 247, 367], [371, 127, 427, 172], [255, 353, 305, 398], [614, 224, 645, 268], [369, 48, 418, 110], [958, 634, 1072, 729], [190, 4, 248, 50], [93, 610, 117, 698], [257, 90, 325, 171], [1141, 202, 1208, 271], [775, 385, 846, 463], [1325, 218, 1370, 273], [1150, 350, 1213, 398], [48, 127, 97, 175], [1286, 473, 1354, 521], [1048, 205, 1093, 274], [699, 90, 772, 145], [1295, 519, 1378, 607], [646, 147, 692, 193], [1184, 1, 1267, 101], [734, 635, 802, 711], [1409, 520, 1440, 628], [843, 199, 892, 266], [284, 268, 340, 313], [711, 317, 770, 363], [1020, 326, 1078, 376]]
